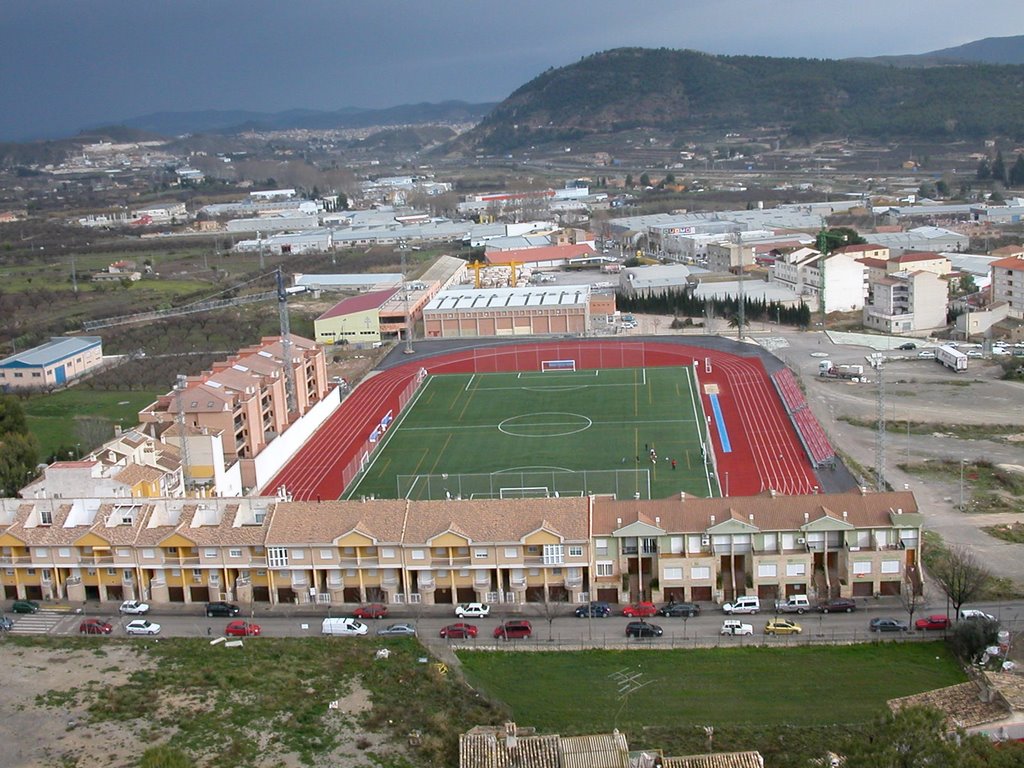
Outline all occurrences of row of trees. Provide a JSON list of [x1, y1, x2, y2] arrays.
[[0, 395, 39, 496], [976, 151, 1024, 187], [616, 287, 813, 328]]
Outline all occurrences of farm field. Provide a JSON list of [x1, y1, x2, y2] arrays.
[[23, 388, 163, 458], [459, 643, 966, 733], [346, 366, 717, 501]]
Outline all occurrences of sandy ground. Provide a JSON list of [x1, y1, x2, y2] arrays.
[[0, 644, 394, 768]]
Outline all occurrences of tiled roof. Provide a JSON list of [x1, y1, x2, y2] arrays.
[[857, 257, 888, 269], [891, 251, 943, 263], [991, 257, 1024, 271], [404, 498, 589, 543], [485, 244, 596, 265], [888, 681, 1007, 729], [265, 500, 408, 545], [114, 464, 162, 487], [986, 672, 1024, 711], [663, 752, 764, 768], [592, 491, 917, 535]]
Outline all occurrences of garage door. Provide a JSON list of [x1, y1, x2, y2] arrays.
[[596, 588, 619, 603]]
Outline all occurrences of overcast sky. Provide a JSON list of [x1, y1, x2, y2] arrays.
[[2, 0, 1022, 141]]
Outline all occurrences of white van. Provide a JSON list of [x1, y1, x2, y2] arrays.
[[722, 596, 761, 614], [321, 617, 368, 636]]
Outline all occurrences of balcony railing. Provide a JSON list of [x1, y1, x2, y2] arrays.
[[0, 556, 31, 565]]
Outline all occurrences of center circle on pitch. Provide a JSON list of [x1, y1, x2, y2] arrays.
[[498, 412, 593, 438]]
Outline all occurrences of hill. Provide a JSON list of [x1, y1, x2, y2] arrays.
[[452, 47, 1024, 154], [853, 35, 1024, 67]]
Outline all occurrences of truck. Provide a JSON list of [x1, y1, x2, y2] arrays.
[[936, 344, 968, 372], [817, 361, 864, 380], [774, 595, 810, 614]]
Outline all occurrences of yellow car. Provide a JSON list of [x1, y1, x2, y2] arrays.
[[765, 618, 802, 635]]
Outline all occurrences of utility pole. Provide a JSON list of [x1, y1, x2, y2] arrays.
[[400, 241, 415, 355], [735, 230, 745, 341], [71, 253, 78, 294], [872, 354, 887, 492], [174, 374, 193, 495], [258, 232, 265, 271], [276, 268, 297, 415]]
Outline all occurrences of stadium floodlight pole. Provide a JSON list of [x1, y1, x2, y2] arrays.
[[400, 241, 415, 355]]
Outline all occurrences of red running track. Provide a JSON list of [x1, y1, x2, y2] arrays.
[[263, 341, 820, 501]]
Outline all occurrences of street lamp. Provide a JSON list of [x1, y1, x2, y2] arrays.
[[960, 458, 967, 511]]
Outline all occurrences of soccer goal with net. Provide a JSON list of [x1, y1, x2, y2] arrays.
[[540, 359, 576, 372]]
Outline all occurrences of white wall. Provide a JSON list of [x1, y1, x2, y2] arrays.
[[253, 387, 342, 491], [824, 254, 868, 313]]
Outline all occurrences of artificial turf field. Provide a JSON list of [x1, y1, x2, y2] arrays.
[[346, 366, 718, 501]]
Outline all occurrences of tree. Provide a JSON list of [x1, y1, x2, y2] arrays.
[[948, 616, 999, 662], [639, 172, 651, 188], [844, 706, 959, 768], [976, 158, 991, 181], [991, 151, 1007, 185], [624, 174, 634, 188], [900, 570, 923, 629], [1009, 154, 1024, 188], [935, 178, 951, 198], [929, 546, 990, 620]]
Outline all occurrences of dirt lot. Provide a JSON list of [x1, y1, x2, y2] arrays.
[[0, 641, 386, 768]]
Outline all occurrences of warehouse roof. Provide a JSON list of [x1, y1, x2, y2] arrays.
[[317, 288, 399, 320], [425, 285, 591, 312], [0, 336, 102, 368]]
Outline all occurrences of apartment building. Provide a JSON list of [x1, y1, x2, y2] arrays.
[[990, 256, 1024, 319], [0, 491, 921, 607], [769, 248, 868, 312], [138, 335, 329, 491], [863, 269, 948, 333]]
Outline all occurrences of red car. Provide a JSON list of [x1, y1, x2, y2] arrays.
[[225, 620, 261, 637], [439, 623, 478, 639], [79, 618, 113, 635], [622, 602, 658, 618], [353, 603, 389, 620], [915, 614, 952, 631]]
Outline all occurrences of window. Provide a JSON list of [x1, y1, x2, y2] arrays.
[[410, 549, 425, 561], [319, 549, 333, 560], [568, 545, 583, 558], [474, 549, 488, 559], [40, 509, 52, 526], [204, 549, 217, 558], [663, 567, 683, 581], [691, 566, 711, 580], [786, 563, 806, 577], [193, 569, 202, 578], [58, 548, 70, 558], [529, 567, 540, 576], [267, 547, 288, 568], [106, 568, 117, 576], [381, 547, 395, 559], [881, 560, 900, 574], [542, 544, 564, 565], [229, 549, 242, 558], [853, 561, 872, 575], [596, 562, 614, 577], [142, 548, 155, 559], [292, 549, 305, 560], [757, 563, 778, 578], [123, 570, 133, 581], [595, 538, 608, 555], [504, 547, 518, 559], [35, 548, 49, 558], [670, 536, 683, 554]]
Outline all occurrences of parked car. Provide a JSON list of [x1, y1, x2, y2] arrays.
[[622, 601, 658, 617], [721, 620, 754, 636], [764, 618, 802, 635], [225, 620, 261, 637], [869, 617, 908, 632], [966, 350, 984, 358], [79, 618, 113, 635], [575, 601, 611, 618], [493, 620, 533, 640], [817, 597, 857, 614], [917, 350, 936, 359], [897, 342, 917, 350], [658, 602, 701, 618], [321, 618, 369, 636], [440, 623, 478, 639], [205, 601, 240, 617], [0, 615, 13, 631], [722, 596, 761, 614], [353, 603, 388, 620], [118, 600, 149, 615], [376, 623, 417, 637], [775, 595, 810, 614], [625, 621, 663, 638], [11, 600, 39, 614], [915, 615, 951, 631], [454, 603, 490, 618], [125, 619, 161, 635], [960, 609, 997, 622]]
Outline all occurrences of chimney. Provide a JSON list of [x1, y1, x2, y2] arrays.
[[842, 510, 848, 520], [710, 515, 716, 525], [860, 486, 867, 495], [803, 512, 809, 523], [749, 514, 754, 523], [769, 489, 776, 498], [616, 517, 621, 526], [680, 491, 686, 501], [896, 508, 903, 515], [655, 516, 661, 526]]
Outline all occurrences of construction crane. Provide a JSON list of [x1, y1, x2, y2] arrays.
[[468, 259, 521, 288]]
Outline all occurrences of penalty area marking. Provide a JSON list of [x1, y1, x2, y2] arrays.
[[497, 412, 593, 438]]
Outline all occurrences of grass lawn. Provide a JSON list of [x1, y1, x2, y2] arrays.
[[23, 388, 163, 458], [458, 643, 965, 733], [348, 367, 715, 501]]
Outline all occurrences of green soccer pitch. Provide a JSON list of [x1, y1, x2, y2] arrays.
[[344, 367, 718, 501]]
